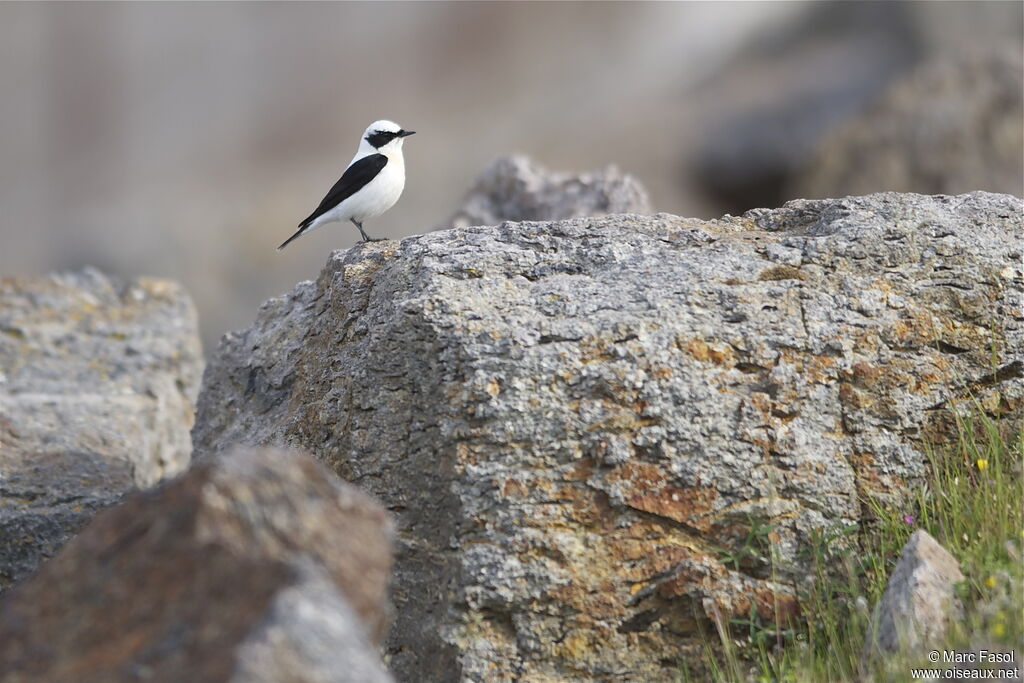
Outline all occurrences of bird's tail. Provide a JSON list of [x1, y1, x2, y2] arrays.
[[276, 225, 308, 251]]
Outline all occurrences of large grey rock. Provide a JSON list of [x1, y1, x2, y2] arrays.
[[795, 49, 1024, 200], [0, 268, 203, 591], [0, 447, 394, 683], [444, 155, 651, 229], [193, 192, 1023, 680], [865, 529, 965, 655]]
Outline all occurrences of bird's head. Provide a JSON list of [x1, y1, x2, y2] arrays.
[[362, 120, 415, 155]]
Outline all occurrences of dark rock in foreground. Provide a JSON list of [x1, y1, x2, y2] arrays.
[[0, 447, 394, 683], [0, 268, 203, 592], [194, 192, 1023, 680]]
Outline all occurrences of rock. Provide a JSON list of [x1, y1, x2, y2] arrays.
[[865, 530, 965, 655], [0, 268, 203, 591], [193, 192, 1023, 680], [794, 49, 1024, 200], [444, 155, 651, 229], [689, 2, 921, 213], [0, 447, 394, 683]]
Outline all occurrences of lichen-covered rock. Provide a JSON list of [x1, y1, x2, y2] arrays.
[[0, 447, 394, 683], [864, 529, 965, 656], [444, 155, 651, 229], [193, 192, 1023, 681], [795, 49, 1024, 199], [0, 268, 203, 591]]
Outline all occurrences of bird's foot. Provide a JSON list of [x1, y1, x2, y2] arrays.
[[360, 237, 386, 243]]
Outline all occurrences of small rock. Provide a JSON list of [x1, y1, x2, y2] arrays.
[[865, 529, 966, 655], [0, 447, 394, 682], [443, 155, 651, 229]]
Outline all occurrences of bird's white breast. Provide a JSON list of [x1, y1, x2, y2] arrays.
[[311, 150, 406, 230], [347, 153, 405, 222]]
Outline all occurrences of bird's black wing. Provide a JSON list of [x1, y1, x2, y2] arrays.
[[299, 153, 389, 229], [277, 153, 389, 250]]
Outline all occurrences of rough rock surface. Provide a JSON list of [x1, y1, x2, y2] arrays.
[[0, 268, 203, 591], [795, 49, 1024, 200], [865, 529, 965, 655], [0, 447, 394, 683], [444, 155, 651, 229], [193, 192, 1023, 681]]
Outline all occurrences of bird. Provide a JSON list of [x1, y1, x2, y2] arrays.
[[278, 119, 415, 250]]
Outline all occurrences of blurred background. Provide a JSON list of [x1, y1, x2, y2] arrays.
[[1, 1, 1021, 351]]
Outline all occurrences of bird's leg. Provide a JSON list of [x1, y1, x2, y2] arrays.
[[352, 220, 383, 242]]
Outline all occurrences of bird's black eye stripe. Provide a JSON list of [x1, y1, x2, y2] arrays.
[[366, 130, 399, 148]]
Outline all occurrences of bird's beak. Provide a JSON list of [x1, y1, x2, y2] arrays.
[[398, 130, 416, 137]]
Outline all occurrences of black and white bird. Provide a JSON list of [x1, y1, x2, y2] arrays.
[[278, 119, 415, 250]]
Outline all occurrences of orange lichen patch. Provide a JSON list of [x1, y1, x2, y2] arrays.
[[884, 309, 937, 348], [649, 364, 674, 379], [500, 478, 529, 499], [565, 458, 595, 487], [545, 530, 713, 631], [538, 484, 720, 617], [608, 540, 705, 582], [549, 581, 626, 621], [613, 518, 707, 545], [554, 483, 616, 529], [838, 382, 872, 410], [855, 465, 907, 497], [776, 347, 838, 382], [683, 338, 709, 361], [749, 436, 773, 458], [731, 588, 800, 623], [577, 335, 627, 364], [557, 369, 577, 383], [554, 630, 592, 661], [683, 338, 736, 367], [655, 555, 729, 599], [907, 371, 943, 394], [937, 317, 990, 346], [605, 462, 717, 531], [848, 451, 876, 472], [848, 451, 907, 498], [531, 477, 558, 500], [869, 278, 895, 293], [851, 360, 882, 385], [757, 265, 805, 281], [452, 440, 499, 468], [747, 392, 773, 418]]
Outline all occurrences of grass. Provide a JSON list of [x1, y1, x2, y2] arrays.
[[686, 402, 1023, 682]]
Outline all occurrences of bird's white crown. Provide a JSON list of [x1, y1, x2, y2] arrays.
[[364, 120, 403, 136]]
